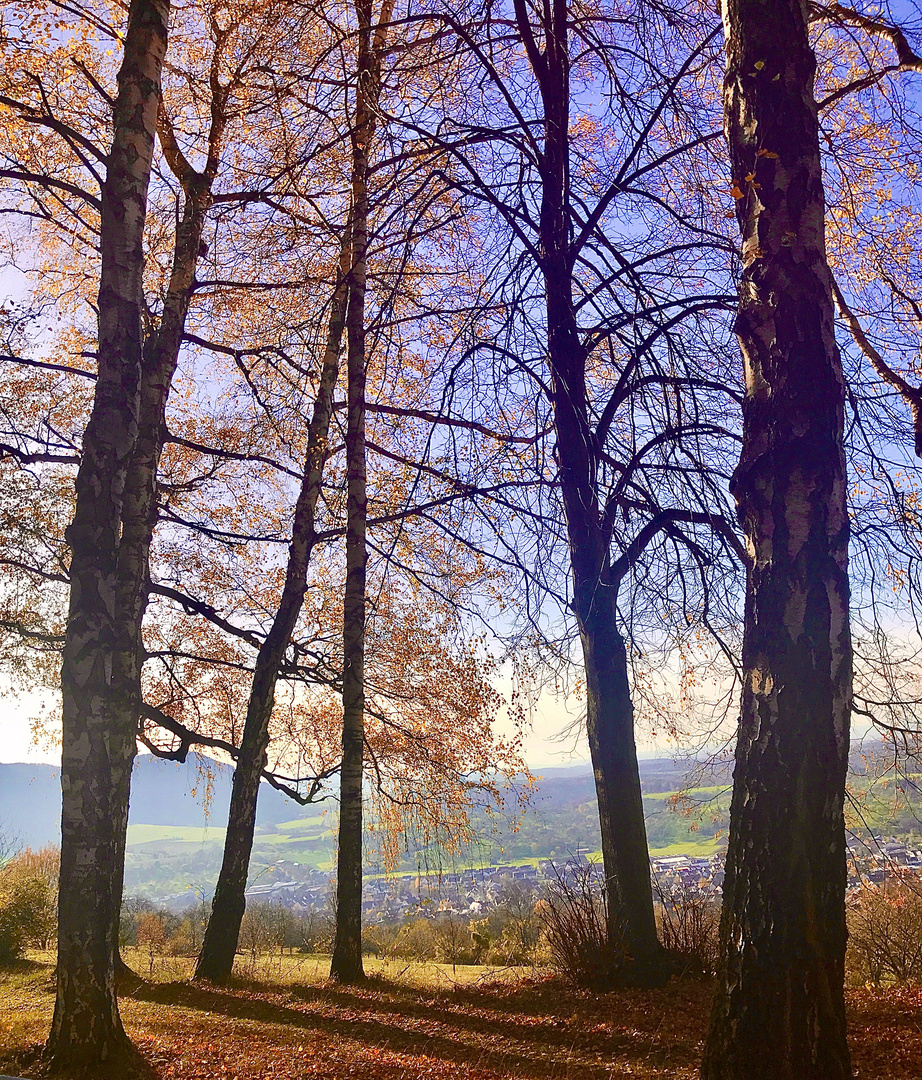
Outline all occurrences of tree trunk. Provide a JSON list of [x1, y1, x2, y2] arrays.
[[328, 142, 369, 977], [330, 0, 386, 985], [580, 587, 663, 984], [195, 240, 350, 983], [701, 0, 852, 1076], [527, 0, 664, 986], [44, 1, 170, 1073], [117, 136, 219, 699], [328, 276, 366, 980]]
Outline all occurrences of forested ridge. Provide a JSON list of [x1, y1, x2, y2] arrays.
[[2, 0, 922, 1076]]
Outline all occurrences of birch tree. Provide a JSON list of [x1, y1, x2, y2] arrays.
[[43, 1, 171, 1072], [701, 0, 853, 1074]]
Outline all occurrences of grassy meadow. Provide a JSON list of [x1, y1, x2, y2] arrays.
[[2, 951, 920, 1080]]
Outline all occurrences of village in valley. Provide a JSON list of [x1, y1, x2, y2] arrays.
[[160, 837, 922, 922]]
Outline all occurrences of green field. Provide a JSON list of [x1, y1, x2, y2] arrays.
[[648, 839, 721, 857], [122, 772, 728, 898], [644, 784, 730, 802], [127, 823, 227, 846], [123, 816, 339, 896]]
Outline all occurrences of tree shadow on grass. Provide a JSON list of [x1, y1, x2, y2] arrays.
[[0, 958, 47, 976], [126, 975, 705, 1078], [284, 973, 708, 1055], [128, 979, 561, 1075]]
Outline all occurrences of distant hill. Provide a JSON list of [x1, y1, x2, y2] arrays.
[[0, 752, 325, 850], [0, 751, 738, 896], [0, 751, 722, 852], [0, 762, 63, 851], [3, 743, 909, 900]]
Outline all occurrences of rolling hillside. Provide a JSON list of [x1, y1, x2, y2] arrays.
[[1, 752, 734, 897]]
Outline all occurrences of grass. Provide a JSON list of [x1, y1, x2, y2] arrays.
[[114, 950, 533, 990], [127, 824, 227, 846], [3, 953, 922, 1080], [270, 816, 331, 832], [647, 840, 722, 857], [252, 834, 331, 850], [125, 819, 332, 851], [644, 785, 731, 802]]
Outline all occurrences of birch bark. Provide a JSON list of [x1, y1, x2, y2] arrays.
[[701, 0, 852, 1074], [45, 1, 170, 1071]]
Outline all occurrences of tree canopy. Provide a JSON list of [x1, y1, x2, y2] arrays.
[[3, 0, 922, 1075]]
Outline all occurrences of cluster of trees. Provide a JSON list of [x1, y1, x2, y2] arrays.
[[118, 887, 544, 971], [120, 894, 325, 969], [3, 0, 922, 1076]]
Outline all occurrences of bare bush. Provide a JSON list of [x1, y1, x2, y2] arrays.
[[120, 895, 156, 949], [653, 877, 720, 977], [434, 915, 479, 965], [362, 921, 399, 958], [136, 911, 168, 976], [239, 902, 292, 959], [492, 880, 541, 965], [539, 862, 626, 989], [295, 907, 334, 954]]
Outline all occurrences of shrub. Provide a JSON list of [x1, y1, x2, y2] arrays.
[[469, 918, 491, 964], [137, 911, 168, 975], [0, 846, 59, 960], [239, 902, 278, 958], [0, 877, 54, 961], [433, 916, 479, 966], [846, 879, 922, 986], [295, 907, 335, 954], [120, 895, 155, 949], [654, 878, 720, 977], [167, 919, 197, 957], [362, 921, 399, 958], [492, 880, 541, 965], [392, 917, 437, 961]]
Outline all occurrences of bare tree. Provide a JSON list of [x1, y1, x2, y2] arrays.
[[379, 0, 742, 986]]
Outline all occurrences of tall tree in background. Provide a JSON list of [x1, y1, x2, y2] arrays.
[[701, 0, 852, 1074], [188, 80, 345, 985], [398, 0, 740, 986], [330, 0, 394, 985], [44, 0, 171, 1072], [194, 234, 351, 982], [521, 0, 662, 983], [522, 0, 664, 983]]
